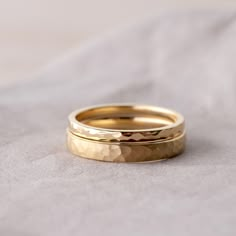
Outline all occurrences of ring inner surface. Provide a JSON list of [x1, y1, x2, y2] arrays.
[[76, 106, 177, 130]]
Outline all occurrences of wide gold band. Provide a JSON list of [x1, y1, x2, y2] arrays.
[[67, 104, 186, 162], [67, 130, 185, 162]]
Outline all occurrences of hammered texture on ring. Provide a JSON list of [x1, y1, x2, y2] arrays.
[[67, 104, 186, 162]]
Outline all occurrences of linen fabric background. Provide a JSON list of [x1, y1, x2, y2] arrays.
[[0, 11, 236, 236]]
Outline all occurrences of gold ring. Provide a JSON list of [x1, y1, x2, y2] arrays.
[[67, 104, 186, 162]]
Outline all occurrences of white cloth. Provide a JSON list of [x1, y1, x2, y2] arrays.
[[0, 11, 236, 236]]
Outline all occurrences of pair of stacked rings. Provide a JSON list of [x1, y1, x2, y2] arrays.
[[67, 104, 186, 162]]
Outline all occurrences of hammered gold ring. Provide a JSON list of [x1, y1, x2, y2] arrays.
[[67, 104, 186, 162]]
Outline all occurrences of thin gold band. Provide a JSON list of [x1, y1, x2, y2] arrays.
[[67, 104, 186, 162], [68, 105, 184, 142]]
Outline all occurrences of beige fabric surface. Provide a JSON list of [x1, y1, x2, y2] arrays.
[[0, 11, 236, 236]]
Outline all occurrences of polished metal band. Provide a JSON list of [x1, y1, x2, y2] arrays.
[[67, 104, 186, 162]]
